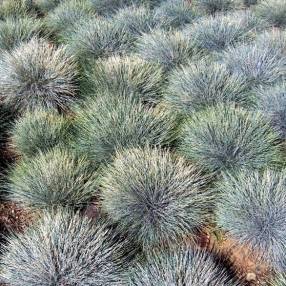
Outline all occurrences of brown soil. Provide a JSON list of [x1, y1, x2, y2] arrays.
[[0, 201, 35, 242], [0, 202, 36, 286], [193, 229, 272, 285]]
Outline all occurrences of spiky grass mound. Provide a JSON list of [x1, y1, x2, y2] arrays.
[[165, 60, 250, 114], [11, 109, 73, 158], [112, 5, 156, 38], [0, 16, 44, 51], [255, 0, 286, 28], [255, 82, 286, 139], [34, 0, 61, 13], [185, 11, 263, 53], [255, 29, 286, 53], [0, 38, 77, 112], [8, 148, 98, 209], [1, 210, 130, 286], [100, 147, 213, 249], [84, 55, 165, 104], [67, 18, 132, 63], [73, 94, 176, 167], [216, 170, 286, 270], [90, 0, 132, 15], [193, 0, 237, 15], [136, 29, 197, 71], [224, 42, 286, 87], [0, 0, 34, 19], [154, 0, 197, 29], [128, 245, 239, 285], [179, 105, 282, 173], [45, 0, 95, 41]]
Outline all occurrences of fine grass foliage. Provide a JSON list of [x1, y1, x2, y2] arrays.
[[254, 82, 286, 139], [136, 29, 198, 71], [243, 0, 257, 6], [193, 0, 238, 15], [165, 59, 250, 114], [216, 170, 286, 270], [179, 104, 282, 173], [90, 0, 162, 15], [112, 5, 156, 38], [184, 11, 264, 53], [0, 16, 45, 51], [73, 94, 177, 168], [0, 38, 77, 112], [90, 0, 132, 15], [0, 103, 13, 147], [67, 18, 133, 63], [255, 29, 286, 54], [84, 55, 165, 105], [1, 210, 130, 286], [154, 0, 198, 29], [11, 109, 73, 158], [45, 0, 95, 41], [255, 0, 286, 28], [271, 274, 286, 286], [223, 42, 286, 87], [128, 245, 239, 285], [0, 0, 34, 19], [100, 147, 214, 249], [34, 0, 61, 13], [8, 148, 98, 209]]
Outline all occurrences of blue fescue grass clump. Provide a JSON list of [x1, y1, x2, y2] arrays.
[[1, 210, 130, 286], [90, 0, 163, 15], [193, 0, 238, 15], [100, 147, 214, 249], [216, 170, 286, 271], [184, 11, 264, 53], [73, 94, 177, 168], [254, 82, 286, 139], [67, 18, 133, 63], [83, 55, 165, 105], [7, 148, 98, 209], [45, 0, 95, 42], [223, 41, 286, 87], [154, 0, 198, 29], [136, 29, 199, 71], [128, 245, 240, 285], [11, 109, 74, 158], [90, 0, 132, 15], [0, 37, 77, 113], [34, 0, 61, 13], [0, 0, 34, 19], [255, 0, 286, 28], [0, 16, 45, 51], [112, 5, 156, 38], [165, 59, 250, 114], [179, 104, 282, 173], [255, 29, 286, 53]]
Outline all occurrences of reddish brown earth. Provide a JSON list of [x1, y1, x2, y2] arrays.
[[193, 229, 272, 285], [0, 202, 36, 286], [0, 201, 35, 241]]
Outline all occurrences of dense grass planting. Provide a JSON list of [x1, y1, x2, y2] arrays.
[[0, 0, 286, 285]]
